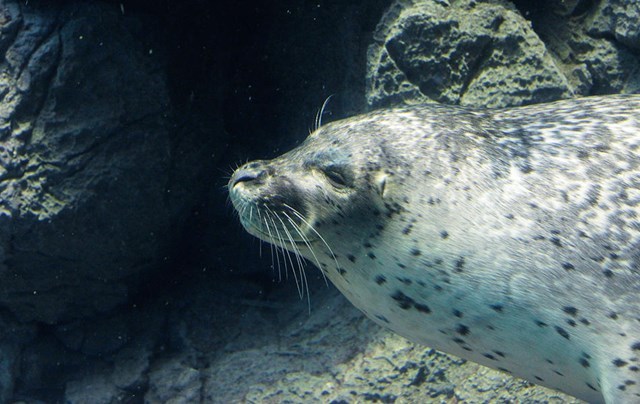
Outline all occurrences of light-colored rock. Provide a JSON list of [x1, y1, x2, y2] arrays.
[[367, 0, 573, 108]]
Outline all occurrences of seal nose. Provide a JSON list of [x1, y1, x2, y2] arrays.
[[230, 161, 268, 187]]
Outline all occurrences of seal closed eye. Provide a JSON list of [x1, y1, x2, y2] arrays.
[[229, 94, 640, 404]]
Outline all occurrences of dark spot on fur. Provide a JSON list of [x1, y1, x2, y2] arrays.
[[498, 367, 511, 373], [579, 358, 590, 368], [368, 252, 376, 260], [535, 320, 548, 328], [456, 324, 470, 336], [555, 326, 570, 340], [363, 242, 372, 248], [554, 370, 564, 376], [625, 380, 636, 386], [375, 275, 387, 285], [618, 385, 626, 391], [494, 351, 505, 358], [613, 358, 628, 367], [440, 230, 449, 239], [347, 254, 356, 263], [632, 341, 640, 351], [483, 353, 497, 360], [567, 319, 577, 327], [454, 257, 465, 272], [603, 269, 614, 278], [453, 309, 463, 318], [550, 237, 562, 247], [375, 314, 389, 323], [490, 304, 504, 313], [546, 359, 554, 364], [396, 277, 412, 285], [586, 382, 598, 391], [452, 337, 465, 344], [397, 263, 406, 269], [608, 312, 619, 320], [580, 318, 591, 326], [415, 303, 431, 314], [411, 248, 421, 256], [535, 376, 544, 381], [505, 213, 515, 219], [562, 262, 575, 270], [577, 150, 590, 159], [391, 290, 413, 310], [630, 366, 639, 372]]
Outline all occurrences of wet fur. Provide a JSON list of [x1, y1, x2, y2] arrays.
[[229, 95, 640, 403]]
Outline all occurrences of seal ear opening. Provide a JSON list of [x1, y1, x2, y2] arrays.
[[375, 174, 388, 199]]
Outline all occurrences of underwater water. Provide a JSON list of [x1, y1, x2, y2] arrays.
[[0, 0, 638, 402]]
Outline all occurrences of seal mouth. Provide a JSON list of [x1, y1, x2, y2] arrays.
[[234, 198, 318, 247], [228, 165, 319, 247]]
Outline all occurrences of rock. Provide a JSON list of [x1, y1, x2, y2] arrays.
[[588, 0, 640, 51], [367, 0, 640, 109], [367, 0, 573, 108], [0, 342, 20, 403], [145, 356, 202, 404], [0, 1, 172, 323]]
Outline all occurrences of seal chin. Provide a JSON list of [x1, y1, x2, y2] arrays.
[[230, 191, 316, 246], [247, 223, 310, 246]]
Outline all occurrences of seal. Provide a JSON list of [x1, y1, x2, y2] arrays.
[[228, 95, 640, 403]]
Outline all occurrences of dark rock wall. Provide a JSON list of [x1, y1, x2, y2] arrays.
[[0, 2, 175, 325]]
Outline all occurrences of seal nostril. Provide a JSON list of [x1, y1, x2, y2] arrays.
[[231, 164, 268, 187], [235, 172, 258, 183]]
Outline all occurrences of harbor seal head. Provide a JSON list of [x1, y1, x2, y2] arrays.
[[229, 95, 640, 403]]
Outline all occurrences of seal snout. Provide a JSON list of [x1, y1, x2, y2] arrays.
[[230, 161, 270, 188]]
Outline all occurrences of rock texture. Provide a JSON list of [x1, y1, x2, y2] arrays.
[[46, 275, 583, 403], [367, 0, 640, 108], [0, 1, 172, 324]]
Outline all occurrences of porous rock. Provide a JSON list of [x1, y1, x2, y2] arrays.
[[367, 0, 572, 108], [0, 1, 172, 323], [367, 0, 640, 108]]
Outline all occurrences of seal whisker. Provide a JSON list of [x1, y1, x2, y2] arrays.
[[284, 203, 339, 278], [255, 208, 265, 258], [258, 208, 278, 277], [283, 211, 329, 287], [283, 211, 326, 281], [273, 211, 310, 303], [265, 209, 288, 283], [264, 211, 283, 282], [266, 207, 304, 297], [318, 94, 334, 129]]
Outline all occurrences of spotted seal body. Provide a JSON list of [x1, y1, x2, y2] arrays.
[[228, 95, 640, 403]]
